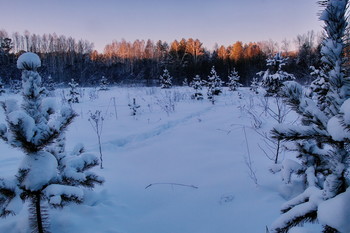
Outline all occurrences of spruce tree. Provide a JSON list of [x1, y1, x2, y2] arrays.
[[257, 52, 295, 96], [160, 69, 172, 89], [0, 52, 103, 233], [270, 1, 349, 232], [227, 68, 242, 91]]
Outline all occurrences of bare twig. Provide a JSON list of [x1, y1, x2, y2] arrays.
[[88, 110, 104, 169], [243, 126, 259, 186], [145, 183, 199, 189], [105, 97, 118, 120], [216, 129, 232, 135]]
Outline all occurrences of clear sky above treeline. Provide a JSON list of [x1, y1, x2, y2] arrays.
[[1, 0, 322, 52]]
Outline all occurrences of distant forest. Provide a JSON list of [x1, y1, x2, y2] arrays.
[[0, 30, 325, 87]]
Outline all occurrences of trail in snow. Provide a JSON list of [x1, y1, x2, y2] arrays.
[[105, 106, 214, 148]]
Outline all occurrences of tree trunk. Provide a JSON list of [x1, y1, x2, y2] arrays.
[[35, 192, 44, 233]]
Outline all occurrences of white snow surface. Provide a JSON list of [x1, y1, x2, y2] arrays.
[[0, 87, 324, 232], [318, 188, 350, 232], [16, 52, 41, 70]]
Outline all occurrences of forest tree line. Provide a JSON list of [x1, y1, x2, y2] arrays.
[[0, 29, 323, 87]]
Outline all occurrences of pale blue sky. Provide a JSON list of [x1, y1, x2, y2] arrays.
[[1, 0, 322, 52]]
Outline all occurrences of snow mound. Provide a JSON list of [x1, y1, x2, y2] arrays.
[[17, 52, 41, 70], [44, 184, 84, 206], [318, 188, 350, 232], [340, 98, 350, 124], [327, 116, 348, 141], [19, 151, 58, 191]]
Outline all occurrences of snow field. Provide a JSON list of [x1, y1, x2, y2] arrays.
[[0, 86, 321, 232]]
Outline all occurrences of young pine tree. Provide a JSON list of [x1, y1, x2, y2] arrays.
[[227, 68, 242, 91], [0, 78, 5, 96], [0, 52, 103, 233], [128, 98, 141, 116], [99, 76, 110, 91], [182, 78, 189, 87], [67, 79, 80, 104], [160, 69, 172, 89], [9, 79, 22, 94], [257, 52, 295, 96], [207, 66, 223, 99], [190, 75, 204, 100], [270, 1, 350, 232], [250, 77, 260, 94], [43, 75, 56, 97], [307, 66, 329, 110]]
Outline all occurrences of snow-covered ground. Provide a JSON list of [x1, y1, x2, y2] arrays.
[[0, 86, 322, 233]]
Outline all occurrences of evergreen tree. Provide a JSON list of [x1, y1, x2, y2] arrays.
[[99, 76, 109, 91], [250, 77, 260, 94], [67, 79, 80, 104], [182, 78, 189, 87], [9, 79, 22, 94], [43, 75, 56, 97], [160, 69, 172, 89], [270, 1, 349, 232], [257, 52, 295, 96], [227, 68, 242, 91], [0, 77, 5, 95], [207, 66, 223, 99], [128, 98, 141, 116], [190, 75, 204, 100], [308, 66, 329, 109], [0, 52, 103, 233]]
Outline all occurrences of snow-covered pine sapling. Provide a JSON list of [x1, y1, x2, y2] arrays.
[[43, 75, 56, 97], [270, 1, 350, 232], [227, 68, 242, 91], [0, 52, 103, 233], [308, 65, 329, 110], [67, 78, 80, 104], [160, 68, 172, 89], [9, 79, 21, 94], [182, 78, 189, 87], [88, 110, 104, 169], [190, 75, 204, 100], [99, 76, 109, 91], [250, 77, 260, 94], [128, 98, 140, 116], [257, 52, 295, 97], [0, 78, 5, 95], [207, 66, 223, 99]]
